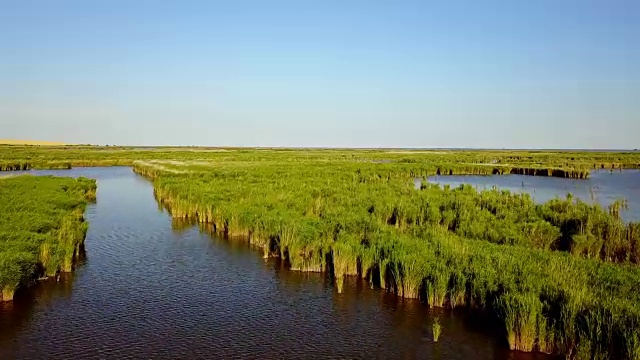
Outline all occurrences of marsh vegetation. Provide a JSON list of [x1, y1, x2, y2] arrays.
[[432, 317, 442, 342], [1, 145, 639, 178], [133, 157, 640, 359], [0, 176, 96, 301], [1, 146, 639, 359]]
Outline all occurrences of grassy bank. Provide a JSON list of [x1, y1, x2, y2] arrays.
[[0, 140, 66, 146], [0, 176, 96, 301], [1, 145, 639, 178], [133, 159, 640, 359]]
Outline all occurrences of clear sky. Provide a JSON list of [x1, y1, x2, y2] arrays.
[[1, 0, 638, 148]]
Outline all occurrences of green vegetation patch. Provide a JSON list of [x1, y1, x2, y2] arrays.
[[0, 175, 96, 301], [1, 145, 639, 177], [134, 158, 640, 359]]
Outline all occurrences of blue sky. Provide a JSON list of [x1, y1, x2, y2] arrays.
[[1, 0, 638, 148]]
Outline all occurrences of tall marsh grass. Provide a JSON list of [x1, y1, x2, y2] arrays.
[[2, 145, 639, 358], [2, 145, 639, 178], [0, 175, 96, 301], [432, 317, 442, 342], [132, 158, 640, 359]]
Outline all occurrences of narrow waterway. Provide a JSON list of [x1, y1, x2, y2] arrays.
[[0, 167, 552, 359]]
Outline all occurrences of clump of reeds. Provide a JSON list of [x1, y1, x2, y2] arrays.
[[0, 175, 96, 301], [432, 317, 442, 342]]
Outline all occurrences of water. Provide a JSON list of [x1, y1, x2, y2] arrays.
[[0, 168, 551, 359], [421, 170, 640, 222]]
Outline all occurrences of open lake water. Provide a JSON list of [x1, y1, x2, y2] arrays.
[[422, 170, 640, 222]]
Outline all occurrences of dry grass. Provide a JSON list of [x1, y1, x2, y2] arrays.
[[0, 139, 67, 146], [385, 150, 446, 154]]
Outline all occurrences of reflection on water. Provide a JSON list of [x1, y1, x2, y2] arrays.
[[0, 167, 554, 359], [0, 273, 77, 345], [422, 170, 640, 222]]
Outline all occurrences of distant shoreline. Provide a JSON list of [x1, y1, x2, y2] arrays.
[[0, 141, 636, 152], [0, 140, 66, 146]]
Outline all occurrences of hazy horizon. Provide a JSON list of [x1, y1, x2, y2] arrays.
[[2, 1, 639, 148], [2, 139, 638, 151]]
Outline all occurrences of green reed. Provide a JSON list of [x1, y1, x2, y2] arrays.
[[0, 175, 96, 301], [130, 158, 640, 359]]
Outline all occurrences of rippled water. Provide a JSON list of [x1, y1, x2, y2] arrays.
[[422, 170, 640, 222], [0, 167, 553, 359]]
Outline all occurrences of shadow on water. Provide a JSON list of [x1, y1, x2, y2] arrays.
[[0, 273, 78, 346]]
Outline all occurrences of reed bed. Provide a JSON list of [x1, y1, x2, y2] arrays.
[[132, 159, 640, 359], [2, 145, 640, 357], [1, 145, 639, 179], [0, 175, 96, 301]]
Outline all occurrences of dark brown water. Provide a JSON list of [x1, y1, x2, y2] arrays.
[[0, 167, 552, 359]]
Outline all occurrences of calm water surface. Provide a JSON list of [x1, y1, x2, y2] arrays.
[[0, 167, 553, 359], [423, 170, 640, 222]]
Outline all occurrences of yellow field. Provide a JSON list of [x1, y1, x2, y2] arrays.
[[0, 139, 67, 146]]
